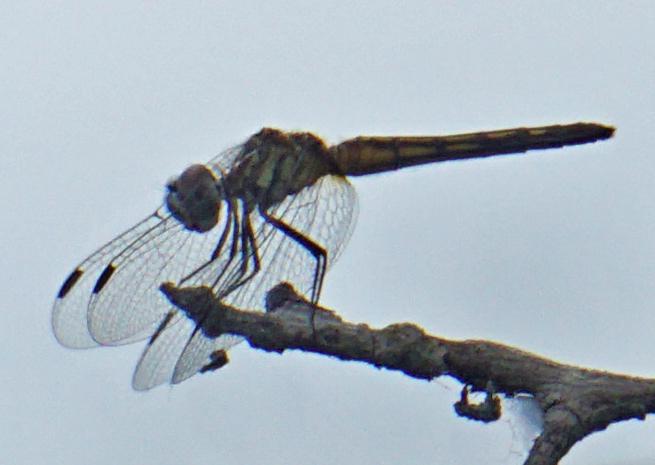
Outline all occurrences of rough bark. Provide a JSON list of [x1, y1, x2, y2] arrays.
[[161, 282, 655, 465]]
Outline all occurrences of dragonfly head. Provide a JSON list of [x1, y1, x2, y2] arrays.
[[165, 164, 223, 233]]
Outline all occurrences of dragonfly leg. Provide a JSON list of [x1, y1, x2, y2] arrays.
[[174, 205, 264, 382], [210, 199, 234, 260], [218, 204, 262, 298], [211, 198, 244, 292], [241, 212, 262, 282], [259, 209, 327, 304]]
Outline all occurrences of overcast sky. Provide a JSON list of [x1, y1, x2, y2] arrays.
[[3, 2, 655, 464]]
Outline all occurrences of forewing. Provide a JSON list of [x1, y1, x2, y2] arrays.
[[205, 143, 247, 178], [86, 206, 246, 347], [52, 209, 172, 348], [52, 143, 249, 350]]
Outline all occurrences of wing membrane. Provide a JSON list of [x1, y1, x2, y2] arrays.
[[52, 144, 251, 350], [52, 209, 172, 348]]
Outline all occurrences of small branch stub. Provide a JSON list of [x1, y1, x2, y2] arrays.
[[454, 384, 502, 423]]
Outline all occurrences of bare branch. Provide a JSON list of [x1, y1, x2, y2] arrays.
[[161, 282, 655, 465]]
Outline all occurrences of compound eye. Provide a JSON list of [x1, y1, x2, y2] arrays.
[[166, 180, 178, 193]]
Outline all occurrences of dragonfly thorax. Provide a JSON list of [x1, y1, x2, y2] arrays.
[[223, 128, 341, 212], [165, 164, 223, 233]]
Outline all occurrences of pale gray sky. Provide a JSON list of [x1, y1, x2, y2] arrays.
[[2, 2, 655, 464]]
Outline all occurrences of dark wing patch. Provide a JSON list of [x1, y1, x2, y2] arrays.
[[92, 263, 116, 294], [57, 268, 83, 298]]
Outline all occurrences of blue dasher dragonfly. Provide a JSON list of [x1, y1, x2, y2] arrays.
[[52, 122, 614, 390]]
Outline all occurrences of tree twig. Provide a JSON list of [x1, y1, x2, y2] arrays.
[[160, 282, 655, 465]]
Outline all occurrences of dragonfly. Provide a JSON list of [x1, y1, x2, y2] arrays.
[[52, 122, 614, 390]]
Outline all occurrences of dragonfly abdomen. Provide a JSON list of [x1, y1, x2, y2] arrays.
[[329, 123, 615, 176]]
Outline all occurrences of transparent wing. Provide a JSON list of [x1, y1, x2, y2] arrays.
[[132, 312, 241, 390], [52, 208, 173, 348], [52, 144, 246, 350], [205, 143, 247, 177], [133, 174, 358, 389]]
